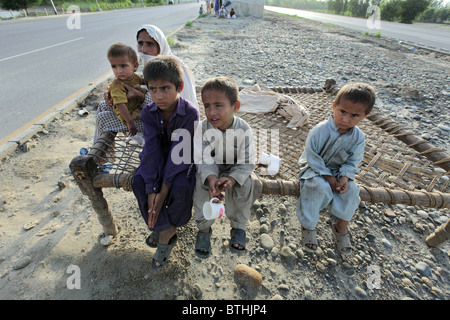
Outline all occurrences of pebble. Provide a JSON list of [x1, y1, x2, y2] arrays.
[[260, 234, 275, 251], [13, 256, 32, 270], [277, 284, 290, 291], [381, 238, 392, 249], [354, 286, 368, 298], [280, 246, 297, 264], [417, 210, 429, 219], [304, 290, 313, 300], [415, 261, 431, 277], [23, 221, 39, 231]]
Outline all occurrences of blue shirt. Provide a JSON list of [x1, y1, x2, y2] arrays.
[[136, 96, 199, 194], [298, 116, 365, 181]]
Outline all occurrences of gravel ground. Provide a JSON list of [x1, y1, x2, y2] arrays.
[[168, 11, 450, 300]]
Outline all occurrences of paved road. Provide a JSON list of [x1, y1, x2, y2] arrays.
[[265, 6, 450, 52], [0, 4, 200, 144]]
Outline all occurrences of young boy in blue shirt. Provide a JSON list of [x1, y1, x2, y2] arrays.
[[132, 55, 199, 270], [297, 82, 376, 255]]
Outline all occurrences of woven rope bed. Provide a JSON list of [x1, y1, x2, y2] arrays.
[[70, 80, 450, 247]]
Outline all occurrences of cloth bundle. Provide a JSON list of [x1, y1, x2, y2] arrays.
[[239, 84, 309, 128]]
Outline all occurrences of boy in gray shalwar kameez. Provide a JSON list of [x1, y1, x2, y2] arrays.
[[297, 83, 376, 255], [193, 76, 258, 258]]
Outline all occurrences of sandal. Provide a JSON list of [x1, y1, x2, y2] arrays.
[[302, 228, 319, 252], [332, 223, 353, 256], [145, 230, 160, 248], [195, 228, 212, 259], [229, 228, 246, 253], [151, 234, 178, 271]]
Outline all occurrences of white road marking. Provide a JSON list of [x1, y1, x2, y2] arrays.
[[0, 37, 84, 62]]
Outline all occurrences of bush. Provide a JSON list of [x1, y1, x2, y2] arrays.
[[398, 0, 430, 24], [380, 0, 402, 22]]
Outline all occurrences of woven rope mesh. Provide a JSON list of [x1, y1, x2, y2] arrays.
[[91, 86, 449, 195]]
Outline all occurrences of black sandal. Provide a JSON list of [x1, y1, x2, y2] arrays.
[[229, 228, 246, 253], [145, 230, 159, 248], [195, 228, 212, 259], [151, 234, 178, 271]]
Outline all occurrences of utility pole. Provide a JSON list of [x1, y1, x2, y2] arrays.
[[50, 0, 58, 15]]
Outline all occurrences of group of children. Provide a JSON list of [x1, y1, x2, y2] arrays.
[[105, 39, 376, 270]]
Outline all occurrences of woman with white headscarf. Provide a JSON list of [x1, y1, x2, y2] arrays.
[[93, 24, 198, 145]]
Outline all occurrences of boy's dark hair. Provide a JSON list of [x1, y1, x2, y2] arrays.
[[107, 43, 138, 65], [201, 76, 239, 105], [334, 82, 376, 115], [143, 55, 183, 89]]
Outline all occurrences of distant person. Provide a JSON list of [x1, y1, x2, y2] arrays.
[[296, 82, 376, 255], [106, 43, 147, 137], [193, 76, 258, 258], [93, 25, 198, 145], [132, 56, 199, 270], [199, 4, 204, 14], [218, 6, 226, 18], [229, 8, 236, 18]]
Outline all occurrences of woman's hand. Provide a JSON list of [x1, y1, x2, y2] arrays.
[[123, 83, 145, 103]]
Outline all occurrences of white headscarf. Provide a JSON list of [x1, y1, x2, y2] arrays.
[[137, 25, 198, 109]]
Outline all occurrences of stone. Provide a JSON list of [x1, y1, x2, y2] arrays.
[[415, 261, 431, 277], [260, 234, 275, 251], [381, 238, 392, 249], [234, 264, 262, 288], [304, 290, 313, 300], [280, 246, 297, 264], [13, 256, 32, 270], [354, 286, 368, 298], [417, 210, 429, 219]]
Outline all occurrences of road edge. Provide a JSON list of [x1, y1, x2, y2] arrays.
[[0, 72, 113, 160]]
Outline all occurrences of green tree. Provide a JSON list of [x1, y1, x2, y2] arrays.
[[398, 0, 430, 23], [380, 0, 402, 21], [1, 0, 41, 13]]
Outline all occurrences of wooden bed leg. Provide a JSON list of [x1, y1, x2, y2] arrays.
[[426, 219, 450, 248], [70, 155, 119, 237]]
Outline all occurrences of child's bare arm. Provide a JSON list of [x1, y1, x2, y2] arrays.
[[116, 103, 137, 136]]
